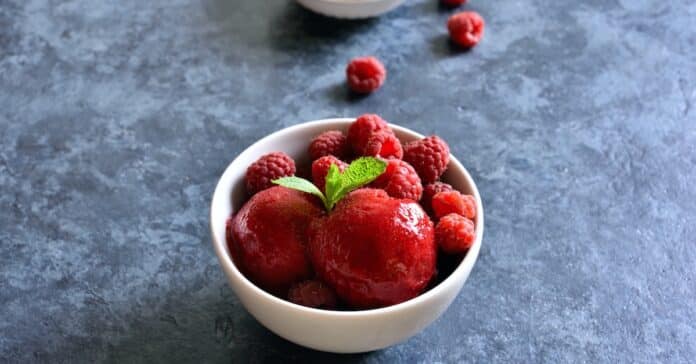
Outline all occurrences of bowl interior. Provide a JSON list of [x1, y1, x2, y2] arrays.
[[210, 118, 483, 314]]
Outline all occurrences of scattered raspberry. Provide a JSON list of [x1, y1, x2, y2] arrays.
[[312, 156, 348, 192], [346, 56, 387, 94], [441, 0, 467, 7], [348, 114, 393, 154], [431, 191, 476, 220], [447, 11, 485, 48], [421, 182, 454, 216], [287, 280, 338, 309], [371, 159, 423, 201], [403, 136, 450, 184], [362, 131, 403, 159], [245, 152, 296, 195], [308, 130, 351, 160], [436, 213, 475, 253]]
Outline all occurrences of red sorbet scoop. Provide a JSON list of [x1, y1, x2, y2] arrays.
[[229, 186, 324, 294], [308, 189, 437, 309]]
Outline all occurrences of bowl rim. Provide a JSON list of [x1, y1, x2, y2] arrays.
[[210, 117, 484, 317]]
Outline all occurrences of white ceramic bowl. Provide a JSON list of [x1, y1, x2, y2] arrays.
[[295, 0, 406, 19], [210, 118, 484, 353]]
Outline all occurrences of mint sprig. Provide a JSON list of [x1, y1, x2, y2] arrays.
[[272, 157, 387, 211], [270, 176, 326, 203]]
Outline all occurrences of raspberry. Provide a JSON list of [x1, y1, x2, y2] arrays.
[[346, 56, 387, 93], [348, 114, 394, 154], [287, 280, 338, 309], [308, 130, 350, 160], [447, 11, 485, 48], [403, 136, 450, 184], [362, 131, 403, 159], [436, 213, 475, 254], [431, 191, 477, 220], [441, 0, 467, 6], [312, 156, 348, 192], [460, 194, 476, 219], [245, 152, 296, 195], [371, 159, 423, 201], [421, 182, 454, 216]]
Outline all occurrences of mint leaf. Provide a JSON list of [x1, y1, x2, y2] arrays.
[[341, 157, 387, 189], [272, 176, 328, 208], [326, 157, 387, 210], [324, 163, 341, 208], [272, 157, 387, 212]]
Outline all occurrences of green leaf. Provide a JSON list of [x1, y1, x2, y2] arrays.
[[341, 157, 387, 189], [271, 157, 387, 213], [272, 176, 327, 208], [324, 163, 342, 209], [326, 157, 387, 210]]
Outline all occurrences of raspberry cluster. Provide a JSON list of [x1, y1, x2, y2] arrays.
[[235, 114, 479, 310]]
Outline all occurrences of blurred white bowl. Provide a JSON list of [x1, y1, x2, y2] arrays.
[[296, 0, 406, 19], [210, 118, 484, 353]]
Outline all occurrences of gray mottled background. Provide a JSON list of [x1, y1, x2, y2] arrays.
[[1, 0, 695, 363]]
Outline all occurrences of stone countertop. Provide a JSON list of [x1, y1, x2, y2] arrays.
[[1, 0, 695, 363]]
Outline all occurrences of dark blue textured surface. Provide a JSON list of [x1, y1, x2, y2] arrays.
[[1, 0, 695, 363]]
